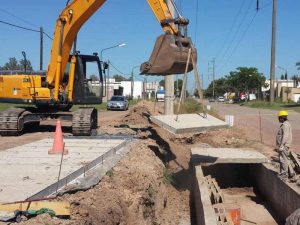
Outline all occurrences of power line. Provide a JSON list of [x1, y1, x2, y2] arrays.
[[218, 11, 258, 74], [217, 0, 272, 74], [108, 60, 126, 76], [0, 19, 53, 40], [215, 0, 247, 59], [0, 7, 52, 36], [217, 0, 253, 68], [0, 8, 39, 30]]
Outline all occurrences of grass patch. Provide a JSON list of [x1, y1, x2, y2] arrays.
[[243, 100, 300, 112], [163, 167, 173, 186], [106, 168, 114, 178], [174, 98, 204, 114], [174, 98, 223, 120], [0, 103, 29, 112], [142, 185, 157, 219]]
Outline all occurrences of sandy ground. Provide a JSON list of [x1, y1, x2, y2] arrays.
[[209, 102, 300, 153], [0, 101, 285, 224], [222, 188, 279, 225]]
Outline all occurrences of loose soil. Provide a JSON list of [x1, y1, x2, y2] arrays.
[[1, 101, 280, 225]]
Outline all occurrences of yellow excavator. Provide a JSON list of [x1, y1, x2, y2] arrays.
[[0, 0, 197, 136]]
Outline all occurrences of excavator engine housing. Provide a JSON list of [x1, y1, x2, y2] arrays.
[[140, 34, 197, 75]]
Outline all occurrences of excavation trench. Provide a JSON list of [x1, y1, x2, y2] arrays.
[[193, 162, 300, 225]]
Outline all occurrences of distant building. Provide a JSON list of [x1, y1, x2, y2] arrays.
[[103, 78, 143, 101], [262, 79, 300, 102]]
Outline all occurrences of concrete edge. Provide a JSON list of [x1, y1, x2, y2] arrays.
[[194, 165, 218, 225], [192, 156, 268, 165], [253, 163, 300, 221], [27, 139, 130, 200], [150, 116, 228, 134], [150, 117, 176, 134]]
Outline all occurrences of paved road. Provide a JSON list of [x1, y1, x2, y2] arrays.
[[209, 102, 300, 153]]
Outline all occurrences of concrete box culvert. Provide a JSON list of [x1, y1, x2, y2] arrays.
[[193, 163, 300, 225]]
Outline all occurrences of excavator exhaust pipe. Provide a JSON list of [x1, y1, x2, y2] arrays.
[[140, 34, 197, 75]]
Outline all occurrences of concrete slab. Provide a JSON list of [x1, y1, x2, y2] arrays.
[[150, 114, 228, 134], [191, 147, 268, 165], [0, 138, 127, 203]]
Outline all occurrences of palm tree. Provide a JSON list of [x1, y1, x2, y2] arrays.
[[296, 61, 300, 70]]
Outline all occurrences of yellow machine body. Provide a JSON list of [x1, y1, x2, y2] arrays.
[[0, 75, 50, 102]]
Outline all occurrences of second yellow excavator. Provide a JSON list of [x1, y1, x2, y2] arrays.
[[0, 0, 197, 136]]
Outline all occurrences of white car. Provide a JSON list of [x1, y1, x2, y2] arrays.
[[218, 96, 225, 102]]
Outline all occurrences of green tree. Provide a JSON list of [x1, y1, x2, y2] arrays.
[[226, 67, 266, 94], [159, 78, 183, 96], [90, 74, 99, 81], [296, 61, 300, 70], [20, 59, 33, 71], [205, 78, 229, 97], [1, 57, 33, 71], [194, 89, 199, 98], [113, 74, 129, 82], [3, 57, 20, 70], [291, 75, 299, 88]]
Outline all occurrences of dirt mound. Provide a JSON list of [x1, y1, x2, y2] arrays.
[[121, 102, 153, 125]]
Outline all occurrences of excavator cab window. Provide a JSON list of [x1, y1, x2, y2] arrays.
[[72, 54, 104, 104]]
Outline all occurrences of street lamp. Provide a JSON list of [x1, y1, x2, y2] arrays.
[[100, 43, 126, 60], [131, 65, 140, 99], [100, 43, 126, 101]]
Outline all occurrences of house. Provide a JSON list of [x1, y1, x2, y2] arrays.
[[262, 79, 300, 102]]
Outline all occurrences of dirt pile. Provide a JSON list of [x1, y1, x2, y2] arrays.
[[6, 103, 275, 225], [121, 104, 152, 126]]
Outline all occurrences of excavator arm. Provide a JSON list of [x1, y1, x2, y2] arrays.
[[46, 0, 181, 88]]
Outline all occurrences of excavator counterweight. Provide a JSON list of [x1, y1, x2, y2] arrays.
[[140, 34, 197, 75]]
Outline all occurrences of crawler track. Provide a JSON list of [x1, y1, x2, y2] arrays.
[[0, 108, 26, 136], [72, 108, 97, 136], [0, 107, 98, 136]]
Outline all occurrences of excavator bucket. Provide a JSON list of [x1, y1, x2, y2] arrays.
[[140, 34, 197, 75]]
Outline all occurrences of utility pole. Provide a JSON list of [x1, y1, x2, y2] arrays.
[[40, 27, 43, 70], [164, 0, 175, 115], [107, 60, 110, 101], [208, 58, 215, 98], [131, 65, 139, 99], [270, 0, 276, 104]]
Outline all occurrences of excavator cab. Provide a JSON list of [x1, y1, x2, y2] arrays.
[[140, 34, 197, 75], [70, 54, 104, 104]]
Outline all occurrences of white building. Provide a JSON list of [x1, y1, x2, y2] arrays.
[[120, 81, 143, 99], [262, 79, 300, 102], [104, 78, 143, 100]]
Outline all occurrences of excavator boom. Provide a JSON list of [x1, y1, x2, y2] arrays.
[[46, 0, 187, 87], [0, 0, 197, 136]]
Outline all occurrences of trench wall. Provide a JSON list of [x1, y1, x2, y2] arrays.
[[253, 163, 300, 220], [193, 163, 300, 225]]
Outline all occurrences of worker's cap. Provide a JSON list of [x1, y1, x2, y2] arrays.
[[278, 110, 288, 117]]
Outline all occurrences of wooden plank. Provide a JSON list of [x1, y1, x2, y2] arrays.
[[290, 152, 300, 172], [0, 201, 70, 216]]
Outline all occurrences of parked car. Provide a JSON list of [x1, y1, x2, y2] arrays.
[[218, 96, 225, 102], [107, 96, 129, 111], [233, 97, 245, 104]]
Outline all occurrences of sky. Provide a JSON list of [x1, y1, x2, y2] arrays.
[[0, 0, 299, 91]]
